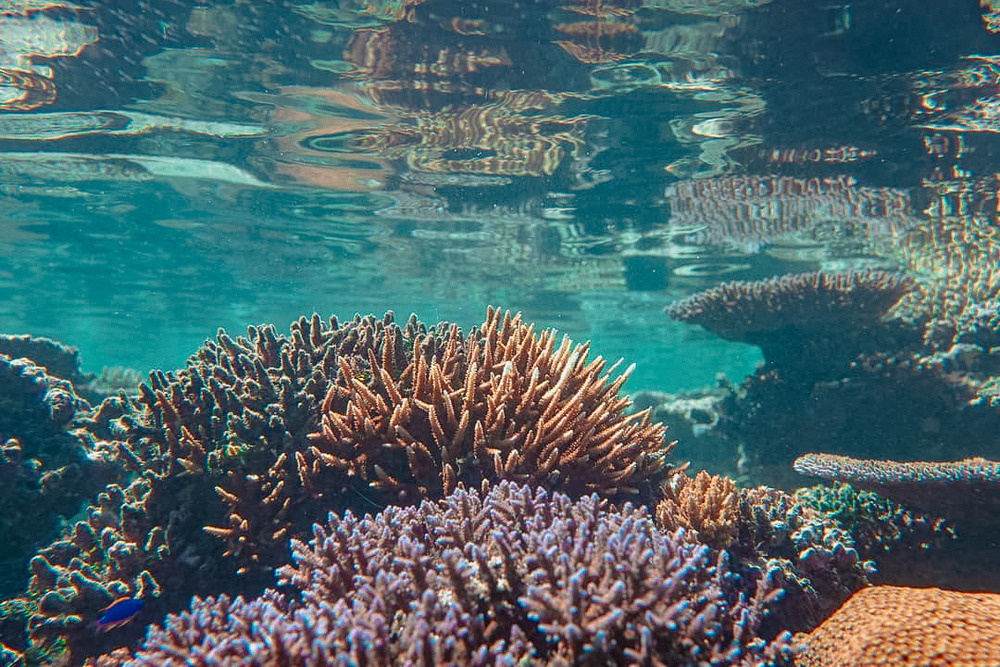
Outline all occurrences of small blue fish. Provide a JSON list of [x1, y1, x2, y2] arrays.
[[94, 597, 143, 632]]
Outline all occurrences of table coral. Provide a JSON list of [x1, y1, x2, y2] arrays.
[[793, 452, 1000, 527], [795, 585, 1000, 666], [666, 269, 915, 351], [91, 482, 797, 666]]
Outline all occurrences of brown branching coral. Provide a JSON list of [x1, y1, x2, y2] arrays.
[[655, 470, 738, 549], [307, 306, 672, 505], [795, 585, 1000, 666]]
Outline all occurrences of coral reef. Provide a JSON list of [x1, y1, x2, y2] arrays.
[[656, 470, 739, 549], [0, 352, 118, 602], [794, 454, 1000, 593], [92, 482, 797, 666], [666, 269, 1000, 481], [16, 307, 671, 662], [308, 305, 670, 505], [651, 470, 917, 634], [795, 585, 1000, 666], [791, 483, 953, 574], [793, 453, 1000, 527], [727, 485, 873, 634]]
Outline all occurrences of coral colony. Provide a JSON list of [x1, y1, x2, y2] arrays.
[[0, 296, 998, 666]]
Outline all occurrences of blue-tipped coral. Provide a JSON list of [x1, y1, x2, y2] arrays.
[[92, 481, 797, 666]]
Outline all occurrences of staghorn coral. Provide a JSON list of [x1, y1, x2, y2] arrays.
[[655, 469, 739, 549], [18, 311, 425, 659], [93, 481, 797, 666], [793, 453, 1000, 528], [18, 307, 671, 662], [795, 585, 1000, 666], [307, 305, 672, 505]]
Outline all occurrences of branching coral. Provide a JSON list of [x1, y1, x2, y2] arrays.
[[735, 487, 871, 634], [93, 482, 797, 666], [307, 305, 672, 504], [655, 470, 739, 549], [18, 312, 423, 659], [18, 308, 672, 662], [795, 585, 1000, 666]]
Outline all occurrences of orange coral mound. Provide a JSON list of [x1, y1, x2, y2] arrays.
[[655, 470, 738, 549], [796, 585, 1000, 666]]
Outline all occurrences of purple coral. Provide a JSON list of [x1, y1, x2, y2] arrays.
[[98, 482, 796, 666]]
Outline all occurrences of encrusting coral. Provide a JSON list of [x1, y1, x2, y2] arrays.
[[15, 307, 673, 662], [795, 585, 1000, 666], [91, 482, 797, 666]]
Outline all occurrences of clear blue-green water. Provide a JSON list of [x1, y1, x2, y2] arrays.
[[4, 1, 1000, 662], [2, 2, 995, 394]]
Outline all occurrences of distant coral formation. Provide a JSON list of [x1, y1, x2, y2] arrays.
[[795, 585, 1000, 666], [666, 268, 1000, 482], [666, 269, 915, 346], [91, 482, 797, 666]]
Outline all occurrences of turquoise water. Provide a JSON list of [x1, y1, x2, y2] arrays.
[[3, 2, 991, 395], [3, 1, 1000, 664]]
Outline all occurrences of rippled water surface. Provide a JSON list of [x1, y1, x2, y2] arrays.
[[1, 0, 998, 391]]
